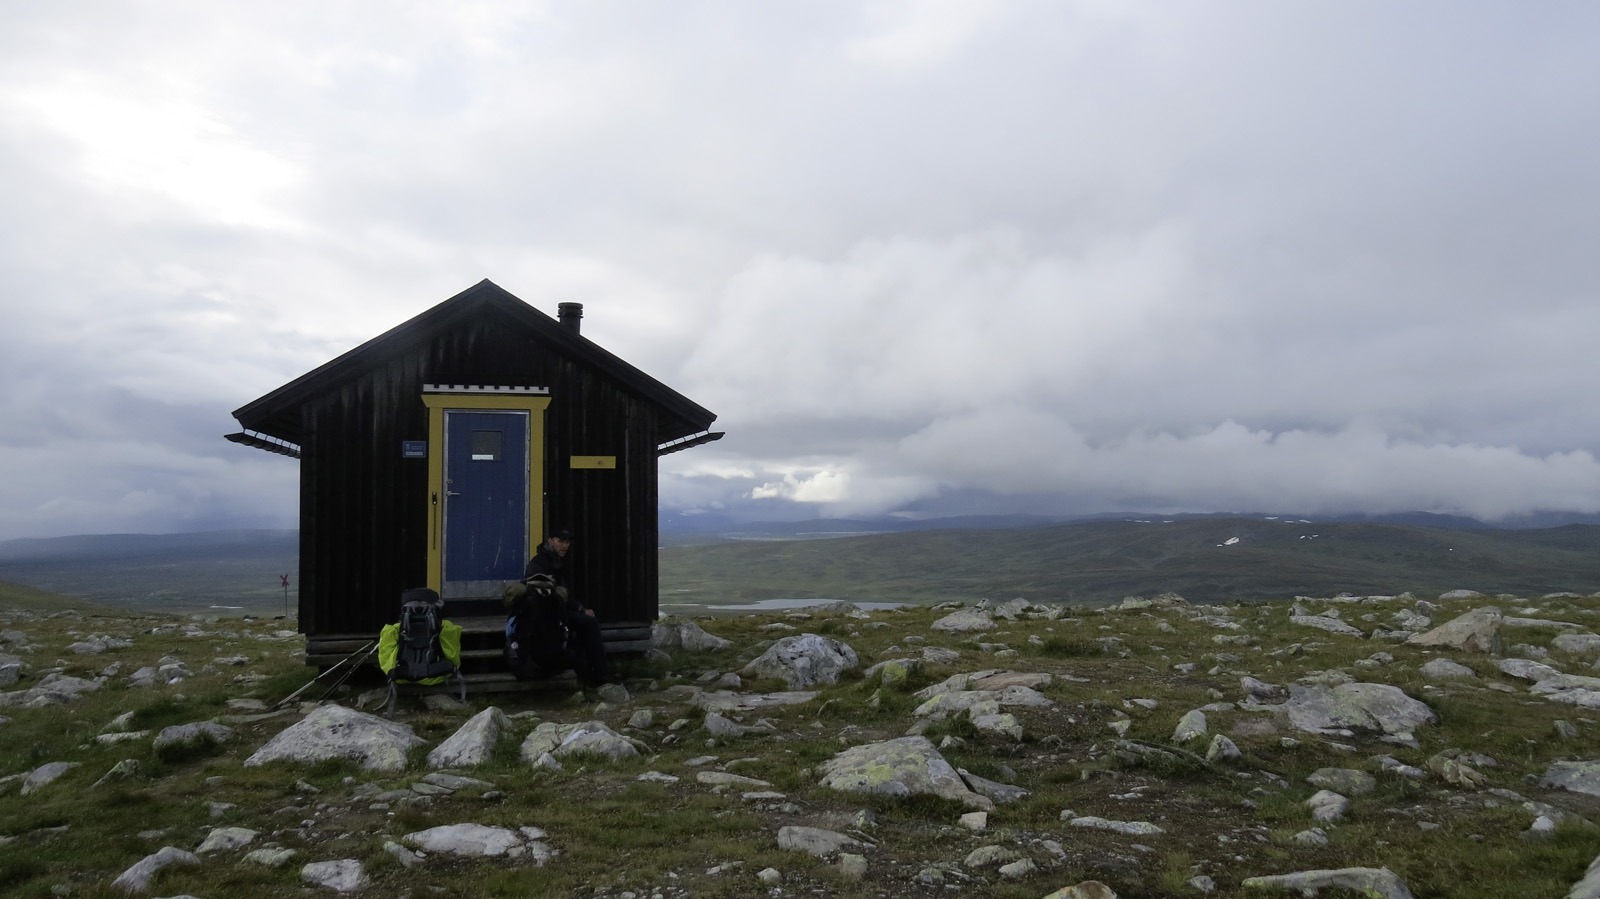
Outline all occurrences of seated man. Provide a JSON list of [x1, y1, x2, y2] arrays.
[[510, 527, 616, 687]]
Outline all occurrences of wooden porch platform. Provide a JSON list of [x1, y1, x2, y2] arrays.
[[304, 614, 652, 675]]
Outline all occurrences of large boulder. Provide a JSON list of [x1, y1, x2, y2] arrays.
[[931, 609, 996, 633], [741, 634, 858, 689], [0, 653, 23, 686], [1290, 616, 1365, 638], [1542, 760, 1600, 797], [777, 825, 864, 857], [301, 859, 367, 893], [20, 762, 80, 795], [518, 720, 641, 762], [1406, 607, 1502, 653], [817, 736, 993, 810], [913, 686, 1052, 719], [1419, 658, 1476, 680], [111, 846, 199, 893], [244, 705, 425, 772], [0, 673, 101, 708], [196, 827, 258, 854], [1241, 866, 1414, 899], [1273, 683, 1435, 739], [403, 823, 554, 862], [153, 721, 234, 758], [1531, 674, 1600, 709], [914, 669, 1051, 700], [652, 618, 732, 653], [1554, 633, 1600, 656], [428, 706, 510, 768]]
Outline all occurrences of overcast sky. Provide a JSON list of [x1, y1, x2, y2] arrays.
[[3, 1, 1599, 541]]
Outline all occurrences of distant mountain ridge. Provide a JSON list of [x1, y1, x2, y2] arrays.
[[7, 516, 1600, 614], [659, 508, 1600, 543], [659, 516, 1600, 607], [0, 529, 297, 615], [0, 529, 298, 561]]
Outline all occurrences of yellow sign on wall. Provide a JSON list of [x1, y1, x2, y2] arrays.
[[570, 455, 617, 469]]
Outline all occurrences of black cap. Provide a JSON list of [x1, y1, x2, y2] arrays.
[[551, 527, 574, 540]]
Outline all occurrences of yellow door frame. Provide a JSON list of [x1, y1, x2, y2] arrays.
[[421, 387, 551, 592]]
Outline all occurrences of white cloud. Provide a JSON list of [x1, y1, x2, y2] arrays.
[[7, 2, 1600, 538]]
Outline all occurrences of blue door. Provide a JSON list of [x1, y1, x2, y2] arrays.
[[442, 411, 528, 596]]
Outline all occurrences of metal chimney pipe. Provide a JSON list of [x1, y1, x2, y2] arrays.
[[557, 302, 583, 334]]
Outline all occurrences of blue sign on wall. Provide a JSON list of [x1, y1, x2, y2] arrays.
[[402, 440, 427, 459]]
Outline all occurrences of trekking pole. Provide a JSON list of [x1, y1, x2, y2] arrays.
[[269, 640, 377, 710], [315, 641, 381, 702]]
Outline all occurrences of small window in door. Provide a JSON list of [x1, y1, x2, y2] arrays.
[[470, 430, 503, 462]]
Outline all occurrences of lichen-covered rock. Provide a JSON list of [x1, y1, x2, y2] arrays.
[[741, 634, 858, 689], [196, 826, 258, 854], [0, 673, 101, 707], [403, 823, 554, 862], [1554, 633, 1600, 656], [111, 846, 199, 893], [1207, 734, 1243, 761], [245, 705, 425, 772], [1530, 673, 1600, 709], [1242, 866, 1414, 898], [1407, 607, 1502, 653], [652, 618, 732, 652], [428, 706, 509, 768], [518, 720, 641, 762], [301, 858, 368, 893], [20, 761, 80, 795], [817, 736, 993, 810], [1419, 658, 1476, 680], [1542, 760, 1600, 797], [913, 685, 1051, 718], [959, 768, 1030, 803], [1291, 616, 1365, 637], [1274, 682, 1435, 738], [1172, 710, 1208, 742], [1066, 816, 1164, 835], [153, 721, 234, 755], [864, 657, 922, 686], [1306, 790, 1350, 822], [930, 608, 996, 633], [1306, 768, 1375, 795], [777, 825, 862, 857]]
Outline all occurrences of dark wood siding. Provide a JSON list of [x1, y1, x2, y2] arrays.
[[542, 357, 661, 624], [293, 309, 665, 638]]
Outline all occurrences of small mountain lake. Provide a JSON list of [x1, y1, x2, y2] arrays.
[[664, 597, 905, 612]]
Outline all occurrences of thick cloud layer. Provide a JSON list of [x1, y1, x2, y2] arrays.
[[2, 2, 1599, 539]]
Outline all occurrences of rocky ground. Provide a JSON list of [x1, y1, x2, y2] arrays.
[[4, 589, 1600, 898]]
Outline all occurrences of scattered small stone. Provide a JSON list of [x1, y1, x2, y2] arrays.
[[1293, 827, 1330, 846], [111, 847, 200, 893], [1306, 790, 1350, 822], [1065, 815, 1164, 835]]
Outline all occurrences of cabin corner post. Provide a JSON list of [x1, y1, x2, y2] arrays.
[[421, 389, 551, 593]]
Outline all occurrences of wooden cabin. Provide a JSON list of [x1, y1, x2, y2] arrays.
[[226, 279, 721, 683]]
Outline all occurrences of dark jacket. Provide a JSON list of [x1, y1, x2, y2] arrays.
[[524, 543, 584, 613]]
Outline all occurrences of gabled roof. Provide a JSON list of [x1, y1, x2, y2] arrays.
[[231, 279, 716, 444]]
